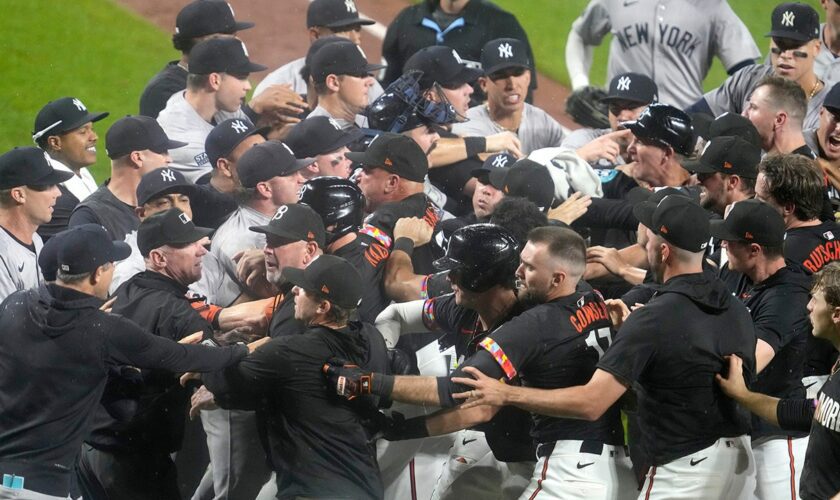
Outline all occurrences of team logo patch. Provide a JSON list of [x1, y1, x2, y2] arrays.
[[160, 169, 176, 182], [825, 231, 835, 240], [383, 157, 393, 167], [179, 212, 191, 224], [281, 143, 295, 156], [479, 338, 517, 380], [230, 120, 249, 134], [345, 0, 357, 13], [451, 49, 464, 64], [497, 42, 513, 59], [491, 155, 509, 168], [194, 152, 209, 166], [723, 161, 733, 169], [273, 205, 289, 220], [597, 169, 619, 182], [240, 40, 250, 57], [744, 231, 754, 240], [616, 76, 631, 91], [321, 284, 330, 293], [659, 225, 669, 234], [307, 231, 315, 240], [72, 98, 86, 111], [781, 11, 795, 27]]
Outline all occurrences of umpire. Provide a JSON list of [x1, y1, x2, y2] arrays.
[[0, 224, 247, 500], [201, 255, 386, 499]]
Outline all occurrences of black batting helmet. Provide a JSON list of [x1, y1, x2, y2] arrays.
[[621, 103, 695, 156], [433, 223, 519, 292], [298, 176, 365, 244]]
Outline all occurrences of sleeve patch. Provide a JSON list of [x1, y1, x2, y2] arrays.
[[422, 298, 438, 331], [479, 337, 517, 380], [359, 224, 393, 248]]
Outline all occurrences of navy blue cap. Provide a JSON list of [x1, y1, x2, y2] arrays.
[[282, 254, 363, 308], [138, 208, 213, 257], [307, 0, 374, 29], [136, 168, 199, 206], [175, 0, 254, 38], [33, 97, 108, 142], [39, 225, 103, 281], [189, 38, 267, 75], [105, 116, 187, 159], [481, 38, 530, 76], [55, 224, 132, 275], [237, 141, 314, 188], [0, 147, 74, 189], [205, 118, 268, 167], [284, 116, 362, 158]]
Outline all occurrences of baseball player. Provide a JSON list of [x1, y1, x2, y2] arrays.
[[815, 0, 840, 82], [741, 75, 816, 157], [252, 0, 384, 103], [451, 195, 758, 499], [710, 199, 812, 499], [32, 97, 108, 240], [0, 147, 72, 302], [808, 82, 840, 210], [717, 262, 840, 500], [691, 3, 831, 132], [452, 38, 564, 155], [566, 0, 759, 109], [157, 37, 265, 183]]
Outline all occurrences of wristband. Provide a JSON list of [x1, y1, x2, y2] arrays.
[[372, 373, 395, 397], [465, 136, 486, 157], [393, 237, 415, 256], [398, 416, 430, 440]]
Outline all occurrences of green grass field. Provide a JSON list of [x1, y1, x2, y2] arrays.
[[0, 0, 178, 181], [494, 0, 823, 89], [0, 0, 826, 181]]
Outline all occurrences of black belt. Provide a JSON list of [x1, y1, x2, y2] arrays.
[[536, 440, 604, 458]]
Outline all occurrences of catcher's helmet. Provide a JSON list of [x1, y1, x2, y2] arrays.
[[298, 176, 365, 244], [621, 103, 695, 156], [433, 224, 519, 292], [366, 71, 457, 133]]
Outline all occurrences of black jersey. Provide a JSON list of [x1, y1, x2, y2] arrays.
[[424, 293, 534, 462], [267, 283, 304, 339], [480, 290, 624, 446], [333, 237, 390, 323], [785, 220, 840, 377], [741, 266, 811, 440], [800, 368, 840, 500], [598, 273, 756, 465]]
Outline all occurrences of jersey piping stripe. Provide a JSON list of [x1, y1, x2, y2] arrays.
[[359, 224, 393, 248], [527, 455, 550, 500], [644, 466, 656, 500], [479, 337, 517, 380], [409, 458, 417, 500], [787, 437, 796, 500]]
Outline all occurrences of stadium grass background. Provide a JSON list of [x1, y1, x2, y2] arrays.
[[0, 0, 823, 181]]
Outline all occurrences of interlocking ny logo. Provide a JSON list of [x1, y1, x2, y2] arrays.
[[231, 120, 248, 134], [782, 11, 795, 27], [273, 205, 289, 220], [160, 169, 176, 182], [492, 155, 509, 168], [240, 41, 250, 57], [452, 49, 464, 64], [498, 43, 513, 59], [345, 0, 357, 13], [617, 76, 631, 91], [72, 98, 86, 111]]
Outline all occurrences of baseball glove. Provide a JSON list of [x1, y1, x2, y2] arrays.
[[565, 86, 610, 129]]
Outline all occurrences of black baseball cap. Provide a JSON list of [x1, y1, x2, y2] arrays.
[[284, 116, 362, 158], [137, 208, 213, 257], [175, 0, 254, 39], [345, 133, 428, 182], [282, 254, 363, 308], [633, 194, 710, 252], [688, 136, 762, 179], [250, 203, 326, 248], [472, 159, 556, 211], [310, 41, 385, 83], [690, 112, 715, 141], [39, 224, 101, 281], [105, 116, 187, 159], [404, 46, 483, 90], [621, 103, 695, 156], [189, 38, 267, 75], [478, 152, 517, 171], [603, 72, 658, 105], [32, 97, 109, 142], [237, 141, 314, 188], [481, 38, 530, 76], [766, 3, 820, 42], [823, 81, 840, 111], [709, 199, 786, 246], [0, 147, 74, 189], [205, 118, 268, 167], [307, 0, 374, 29], [301, 36, 345, 82], [708, 112, 762, 147], [55, 224, 132, 275], [136, 168, 199, 206]]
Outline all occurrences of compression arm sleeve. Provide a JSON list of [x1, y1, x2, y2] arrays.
[[374, 300, 429, 348], [776, 398, 817, 433], [565, 30, 594, 90]]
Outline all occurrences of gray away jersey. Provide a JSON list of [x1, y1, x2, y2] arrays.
[[196, 206, 268, 307], [157, 91, 247, 183], [702, 63, 834, 131], [451, 103, 564, 155], [573, 0, 760, 108], [816, 24, 840, 83], [0, 228, 43, 302]]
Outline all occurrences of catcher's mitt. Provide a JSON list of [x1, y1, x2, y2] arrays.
[[565, 86, 610, 129]]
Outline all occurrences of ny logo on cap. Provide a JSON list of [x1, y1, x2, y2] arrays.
[[72, 98, 86, 111], [273, 205, 289, 220], [617, 76, 631, 91], [240, 40, 250, 57], [328, 118, 342, 130], [179, 212, 191, 224], [160, 169, 176, 182], [227, 2, 236, 17], [452, 49, 464, 64], [231, 120, 249, 134], [498, 43, 513, 59], [345, 0, 357, 13], [492, 155, 509, 168], [782, 10, 795, 27], [357, 45, 368, 59], [282, 143, 295, 156]]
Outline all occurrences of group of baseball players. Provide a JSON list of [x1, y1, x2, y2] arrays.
[[2, 0, 840, 498]]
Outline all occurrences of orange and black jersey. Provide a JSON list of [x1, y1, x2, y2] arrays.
[[800, 369, 840, 500]]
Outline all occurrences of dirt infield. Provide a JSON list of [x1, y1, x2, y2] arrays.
[[116, 0, 575, 128]]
